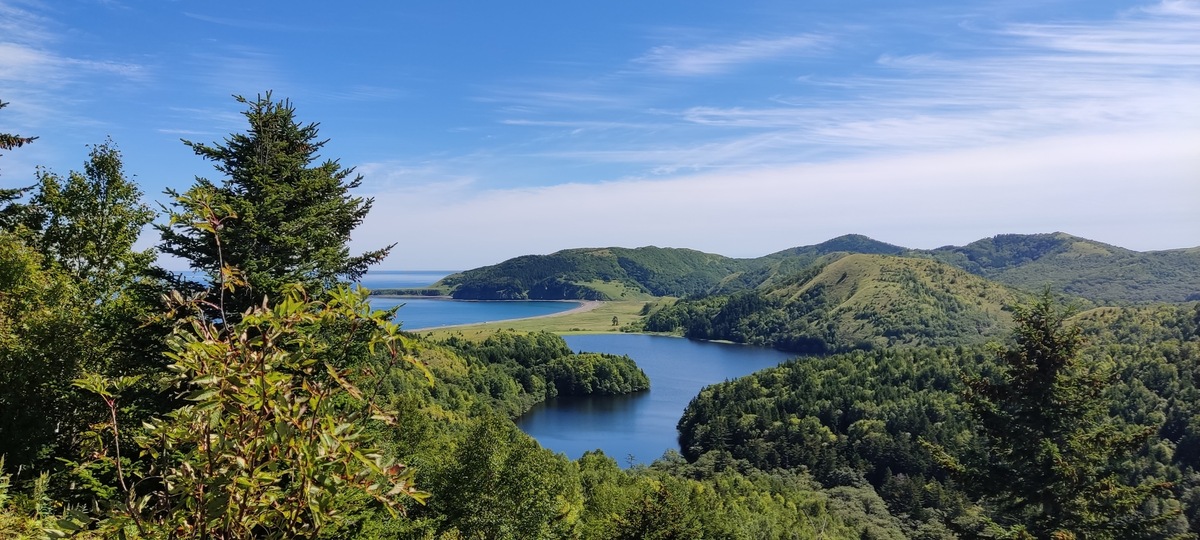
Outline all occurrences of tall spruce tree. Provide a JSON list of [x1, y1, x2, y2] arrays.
[[961, 293, 1177, 539], [0, 99, 38, 231], [158, 92, 392, 316]]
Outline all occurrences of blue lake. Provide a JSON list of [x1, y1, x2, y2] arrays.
[[371, 297, 584, 331], [360, 271, 794, 466], [519, 334, 794, 465], [359, 271, 584, 331]]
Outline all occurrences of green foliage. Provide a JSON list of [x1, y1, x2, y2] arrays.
[[0, 99, 38, 231], [0, 233, 88, 468], [926, 232, 1200, 303], [437, 331, 648, 409], [955, 293, 1177, 538], [0, 140, 168, 478], [63, 284, 429, 539], [0, 99, 37, 153], [646, 254, 1022, 354], [438, 246, 750, 300], [540, 353, 649, 396], [31, 140, 155, 301], [158, 92, 391, 317], [442, 232, 1199, 304], [426, 414, 582, 539], [677, 301, 1200, 536]]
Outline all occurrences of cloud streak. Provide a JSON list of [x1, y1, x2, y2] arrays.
[[633, 35, 829, 76], [482, 1, 1200, 178], [358, 1, 1200, 267], [358, 127, 1200, 269]]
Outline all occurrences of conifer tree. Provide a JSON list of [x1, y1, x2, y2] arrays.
[[158, 92, 392, 316], [0, 99, 37, 231], [961, 293, 1175, 538], [0, 99, 36, 155]]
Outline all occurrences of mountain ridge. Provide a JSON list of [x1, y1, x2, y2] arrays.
[[424, 232, 1200, 304]]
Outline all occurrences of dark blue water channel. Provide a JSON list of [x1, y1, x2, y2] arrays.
[[519, 334, 794, 466]]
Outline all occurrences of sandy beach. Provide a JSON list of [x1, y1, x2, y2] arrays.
[[405, 300, 604, 331]]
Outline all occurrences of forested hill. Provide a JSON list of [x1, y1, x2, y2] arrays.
[[921, 232, 1200, 303], [676, 301, 1200, 536], [435, 232, 1200, 303], [434, 246, 754, 300], [433, 234, 913, 300], [640, 253, 1024, 354], [713, 234, 907, 293]]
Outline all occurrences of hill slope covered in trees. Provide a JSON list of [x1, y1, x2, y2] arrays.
[[433, 232, 1199, 303], [641, 253, 1025, 354], [923, 232, 1200, 303]]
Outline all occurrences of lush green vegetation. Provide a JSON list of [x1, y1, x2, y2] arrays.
[[436, 331, 649, 411], [642, 254, 1025, 354], [678, 300, 1200, 537], [0, 96, 899, 539], [441, 231, 1199, 303], [5, 94, 1199, 539], [157, 92, 393, 318], [923, 232, 1200, 303], [435, 246, 750, 300]]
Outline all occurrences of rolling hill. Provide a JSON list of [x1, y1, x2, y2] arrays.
[[641, 253, 1024, 353], [424, 232, 1200, 304], [922, 232, 1200, 303], [433, 246, 752, 300]]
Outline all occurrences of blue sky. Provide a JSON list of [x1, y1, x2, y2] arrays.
[[0, 0, 1197, 269]]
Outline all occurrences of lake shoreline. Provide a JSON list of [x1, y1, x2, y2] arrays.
[[402, 299, 604, 331]]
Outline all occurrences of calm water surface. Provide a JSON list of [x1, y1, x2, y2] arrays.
[[356, 270, 455, 290], [518, 334, 794, 465], [360, 273, 794, 465], [372, 297, 583, 331], [361, 271, 582, 330]]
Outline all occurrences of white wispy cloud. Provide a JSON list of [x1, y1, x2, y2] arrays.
[[634, 35, 828, 76], [0, 1, 53, 45], [361, 1, 1200, 267], [550, 1, 1198, 169], [185, 47, 288, 96], [479, 88, 642, 111], [358, 128, 1200, 269], [0, 1, 148, 130]]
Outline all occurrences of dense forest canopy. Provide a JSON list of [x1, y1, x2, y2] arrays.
[[2, 95, 1198, 539], [434, 232, 1200, 304]]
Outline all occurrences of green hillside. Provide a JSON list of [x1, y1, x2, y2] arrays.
[[923, 232, 1200, 303], [715, 233, 907, 292], [435, 246, 753, 300], [641, 254, 1024, 354], [436, 232, 1199, 303], [436, 234, 909, 300], [676, 301, 1200, 537]]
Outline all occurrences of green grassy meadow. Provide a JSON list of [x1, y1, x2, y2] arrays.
[[412, 299, 670, 341]]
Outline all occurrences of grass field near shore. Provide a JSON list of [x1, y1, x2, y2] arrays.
[[409, 299, 671, 342]]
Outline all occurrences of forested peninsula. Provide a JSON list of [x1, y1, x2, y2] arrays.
[[3, 95, 1200, 539]]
